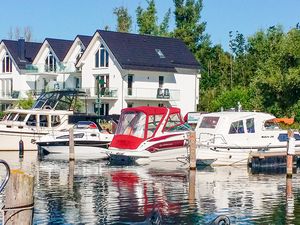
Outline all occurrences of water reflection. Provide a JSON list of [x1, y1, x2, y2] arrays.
[[1, 152, 300, 224]]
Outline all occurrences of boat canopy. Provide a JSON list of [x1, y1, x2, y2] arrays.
[[32, 90, 86, 111]]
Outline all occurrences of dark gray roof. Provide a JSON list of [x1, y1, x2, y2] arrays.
[[97, 30, 200, 72], [1, 39, 42, 70], [76, 35, 93, 48], [45, 38, 73, 61]]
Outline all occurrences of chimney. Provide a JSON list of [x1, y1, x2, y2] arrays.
[[18, 38, 25, 61]]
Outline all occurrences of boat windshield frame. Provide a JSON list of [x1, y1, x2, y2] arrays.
[[116, 111, 148, 138]]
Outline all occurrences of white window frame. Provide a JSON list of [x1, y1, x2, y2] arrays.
[[2, 53, 12, 73]]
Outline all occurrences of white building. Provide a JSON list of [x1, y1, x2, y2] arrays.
[[0, 30, 200, 116], [77, 30, 200, 116]]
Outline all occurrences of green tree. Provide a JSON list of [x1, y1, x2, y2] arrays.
[[173, 0, 207, 54], [113, 6, 132, 32], [136, 0, 171, 36]]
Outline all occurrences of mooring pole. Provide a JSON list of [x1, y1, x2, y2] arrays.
[[286, 174, 294, 222], [3, 170, 34, 225], [69, 127, 75, 161], [189, 131, 196, 170], [287, 129, 295, 178]]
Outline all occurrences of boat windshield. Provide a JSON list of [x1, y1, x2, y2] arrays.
[[116, 111, 147, 138]]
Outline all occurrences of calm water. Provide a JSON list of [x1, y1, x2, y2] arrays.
[[0, 152, 300, 224]]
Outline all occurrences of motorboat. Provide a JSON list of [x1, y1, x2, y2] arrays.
[[106, 106, 191, 164], [0, 90, 85, 151], [195, 111, 300, 166], [36, 120, 115, 149]]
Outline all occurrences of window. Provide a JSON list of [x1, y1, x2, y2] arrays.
[[95, 44, 109, 68], [159, 76, 164, 88], [2, 53, 12, 73], [127, 103, 133, 108], [164, 113, 182, 131], [16, 114, 27, 122], [45, 51, 56, 72], [51, 115, 61, 127], [95, 75, 109, 96], [229, 120, 244, 134], [76, 47, 84, 64], [147, 114, 163, 137], [246, 118, 255, 133], [155, 49, 165, 58], [40, 115, 48, 127], [94, 103, 109, 116], [128, 74, 133, 96], [199, 117, 219, 129], [26, 115, 37, 126]]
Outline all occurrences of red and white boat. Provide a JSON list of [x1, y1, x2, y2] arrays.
[[106, 106, 191, 164]]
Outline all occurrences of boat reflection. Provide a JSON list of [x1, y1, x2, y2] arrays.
[[11, 156, 298, 224]]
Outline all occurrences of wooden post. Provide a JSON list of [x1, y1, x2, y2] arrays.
[[3, 170, 34, 225], [189, 131, 196, 170], [69, 127, 75, 161], [287, 129, 295, 177], [68, 159, 75, 189], [286, 175, 294, 222], [188, 169, 196, 206]]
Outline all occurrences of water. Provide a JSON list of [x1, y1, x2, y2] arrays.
[[0, 152, 300, 224]]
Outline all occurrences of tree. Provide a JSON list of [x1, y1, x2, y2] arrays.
[[113, 6, 132, 32], [7, 26, 33, 41], [173, 0, 207, 54], [136, 0, 171, 36]]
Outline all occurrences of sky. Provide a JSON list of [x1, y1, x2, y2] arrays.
[[0, 0, 299, 51]]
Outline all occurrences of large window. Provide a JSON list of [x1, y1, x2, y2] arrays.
[[199, 116, 219, 129], [45, 51, 56, 72], [2, 53, 12, 73], [95, 44, 109, 68]]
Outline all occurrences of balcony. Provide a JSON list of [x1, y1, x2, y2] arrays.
[[22, 62, 81, 74], [125, 88, 180, 101], [83, 87, 118, 100]]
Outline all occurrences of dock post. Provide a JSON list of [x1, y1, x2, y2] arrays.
[[188, 169, 196, 206], [287, 129, 295, 177], [286, 174, 294, 222], [189, 131, 196, 170], [3, 170, 34, 225], [69, 127, 75, 161]]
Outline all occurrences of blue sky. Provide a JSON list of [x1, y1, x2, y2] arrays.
[[0, 0, 299, 50]]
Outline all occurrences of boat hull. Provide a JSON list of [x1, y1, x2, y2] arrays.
[[41, 146, 108, 160], [107, 146, 189, 164], [0, 130, 46, 151], [196, 144, 297, 166]]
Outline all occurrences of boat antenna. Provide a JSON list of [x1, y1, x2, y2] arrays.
[[237, 102, 242, 112]]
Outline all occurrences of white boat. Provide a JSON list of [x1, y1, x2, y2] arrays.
[[106, 106, 191, 164], [0, 90, 85, 151], [36, 120, 114, 149], [41, 146, 108, 160], [195, 111, 300, 166]]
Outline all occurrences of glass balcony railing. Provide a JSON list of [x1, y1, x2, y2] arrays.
[[22, 62, 81, 74], [83, 87, 118, 98], [125, 88, 180, 101]]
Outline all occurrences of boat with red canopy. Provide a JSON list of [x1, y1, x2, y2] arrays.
[[106, 106, 191, 164]]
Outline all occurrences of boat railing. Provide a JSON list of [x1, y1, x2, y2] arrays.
[[0, 160, 10, 193], [198, 133, 227, 144]]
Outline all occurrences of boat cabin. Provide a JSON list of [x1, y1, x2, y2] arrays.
[[110, 106, 190, 150]]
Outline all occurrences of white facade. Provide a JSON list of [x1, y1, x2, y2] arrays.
[[0, 31, 200, 116], [78, 32, 200, 116]]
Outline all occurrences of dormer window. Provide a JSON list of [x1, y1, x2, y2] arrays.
[[45, 51, 56, 72], [155, 49, 165, 59], [2, 53, 12, 73], [95, 44, 109, 68]]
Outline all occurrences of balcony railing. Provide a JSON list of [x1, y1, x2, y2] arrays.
[[83, 87, 118, 99], [125, 88, 180, 101], [22, 62, 81, 74]]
